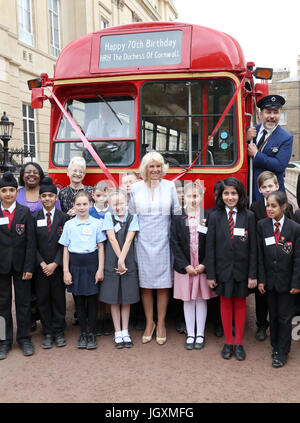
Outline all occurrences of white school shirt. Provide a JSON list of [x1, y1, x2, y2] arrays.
[[1, 201, 16, 213], [256, 124, 278, 152]]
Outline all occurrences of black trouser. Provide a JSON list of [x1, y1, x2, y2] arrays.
[[74, 294, 98, 334], [267, 289, 294, 357], [255, 286, 269, 328], [207, 296, 222, 327], [0, 271, 32, 345], [35, 267, 66, 337]]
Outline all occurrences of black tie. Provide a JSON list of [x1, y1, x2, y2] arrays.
[[256, 129, 268, 150]]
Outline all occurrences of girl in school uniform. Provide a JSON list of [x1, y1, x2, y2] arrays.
[[257, 190, 300, 368], [170, 181, 216, 350], [206, 177, 257, 361], [59, 191, 106, 350], [99, 188, 140, 349]]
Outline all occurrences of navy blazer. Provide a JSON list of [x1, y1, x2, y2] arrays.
[[252, 124, 293, 201], [33, 208, 69, 267], [170, 210, 207, 274], [0, 202, 36, 274], [205, 208, 257, 282], [257, 217, 300, 293]]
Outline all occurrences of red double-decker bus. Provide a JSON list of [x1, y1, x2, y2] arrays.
[[28, 21, 272, 208]]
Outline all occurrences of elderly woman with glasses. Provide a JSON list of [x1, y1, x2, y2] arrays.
[[129, 151, 181, 345], [58, 157, 93, 217], [16, 162, 61, 214]]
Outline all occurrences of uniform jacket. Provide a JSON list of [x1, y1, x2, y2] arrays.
[[252, 124, 293, 201], [205, 208, 257, 282], [0, 202, 36, 274], [257, 217, 300, 293], [170, 210, 207, 274], [33, 208, 69, 267]]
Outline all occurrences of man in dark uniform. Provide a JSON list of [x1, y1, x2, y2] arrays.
[[247, 95, 293, 202]]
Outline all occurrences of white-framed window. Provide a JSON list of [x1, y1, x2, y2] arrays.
[[278, 92, 287, 100], [49, 0, 61, 57], [18, 0, 34, 46], [22, 103, 37, 159], [100, 16, 109, 29], [279, 111, 287, 125]]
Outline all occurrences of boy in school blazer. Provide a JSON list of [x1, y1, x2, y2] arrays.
[[257, 207, 300, 367], [0, 172, 36, 359], [250, 171, 294, 342], [33, 177, 69, 349]]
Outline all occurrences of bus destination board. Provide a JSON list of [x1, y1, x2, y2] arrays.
[[99, 30, 182, 69]]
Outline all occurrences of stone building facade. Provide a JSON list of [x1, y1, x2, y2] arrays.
[[0, 0, 177, 169]]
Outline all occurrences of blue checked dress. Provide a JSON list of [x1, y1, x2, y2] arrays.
[[129, 179, 181, 289]]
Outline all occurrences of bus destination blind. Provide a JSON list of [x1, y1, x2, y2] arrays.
[[99, 30, 182, 69]]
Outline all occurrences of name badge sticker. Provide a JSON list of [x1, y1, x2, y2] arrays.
[[233, 228, 245, 237], [197, 225, 208, 234], [81, 226, 92, 235], [37, 219, 47, 227], [114, 223, 121, 233], [0, 217, 9, 225], [265, 236, 276, 246]]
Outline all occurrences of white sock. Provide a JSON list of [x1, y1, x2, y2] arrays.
[[114, 331, 123, 342], [195, 297, 207, 338], [121, 329, 130, 339], [184, 300, 196, 338]]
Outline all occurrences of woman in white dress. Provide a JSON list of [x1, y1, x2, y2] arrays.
[[129, 152, 181, 345]]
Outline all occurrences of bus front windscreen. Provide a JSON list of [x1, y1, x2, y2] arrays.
[[53, 96, 135, 167]]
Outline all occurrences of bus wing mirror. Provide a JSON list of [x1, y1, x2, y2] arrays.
[[253, 67, 273, 80], [31, 87, 46, 109]]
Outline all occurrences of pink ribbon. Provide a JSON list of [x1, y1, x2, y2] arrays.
[[48, 88, 117, 187]]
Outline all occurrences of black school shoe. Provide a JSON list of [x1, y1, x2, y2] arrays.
[[77, 333, 88, 349], [0, 343, 11, 360], [19, 340, 35, 356], [255, 326, 267, 341], [42, 334, 54, 349], [87, 333, 97, 350], [272, 354, 288, 368], [184, 336, 195, 350], [221, 344, 233, 359], [123, 334, 133, 348], [194, 336, 205, 350], [233, 344, 246, 361], [55, 334, 67, 347]]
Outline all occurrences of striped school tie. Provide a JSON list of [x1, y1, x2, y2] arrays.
[[274, 222, 280, 245], [228, 210, 234, 240], [46, 212, 52, 233]]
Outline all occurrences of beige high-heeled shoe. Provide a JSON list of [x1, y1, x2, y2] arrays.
[[142, 322, 156, 344], [156, 327, 167, 345]]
